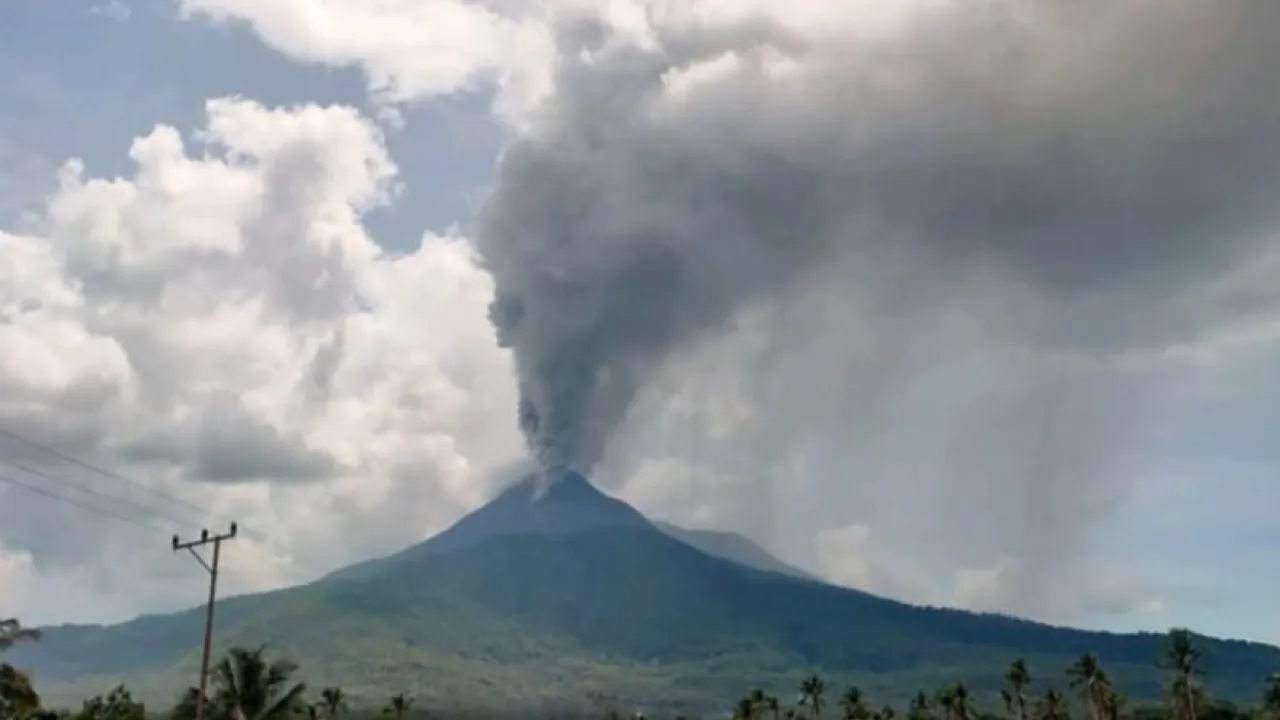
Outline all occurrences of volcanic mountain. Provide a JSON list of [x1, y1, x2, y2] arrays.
[[11, 473, 1280, 712], [327, 470, 814, 583], [325, 470, 653, 582]]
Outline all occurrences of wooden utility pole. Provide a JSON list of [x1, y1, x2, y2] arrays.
[[173, 523, 237, 720]]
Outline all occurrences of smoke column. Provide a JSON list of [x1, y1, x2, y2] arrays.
[[471, 0, 1280, 485]]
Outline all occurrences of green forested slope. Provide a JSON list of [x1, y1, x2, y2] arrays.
[[13, 528, 1279, 712]]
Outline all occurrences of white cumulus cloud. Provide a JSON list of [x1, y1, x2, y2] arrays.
[[6, 0, 1280, 637], [0, 97, 521, 624]]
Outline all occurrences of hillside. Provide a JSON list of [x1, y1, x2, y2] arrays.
[[651, 520, 817, 580], [11, 474, 1280, 713]]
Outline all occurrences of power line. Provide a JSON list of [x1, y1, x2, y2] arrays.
[[0, 458, 191, 531], [0, 470, 172, 534], [0, 427, 240, 523], [0, 459, 280, 552], [0, 427, 267, 541], [0, 466, 289, 578]]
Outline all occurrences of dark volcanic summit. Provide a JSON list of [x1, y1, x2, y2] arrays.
[[326, 470, 651, 582]]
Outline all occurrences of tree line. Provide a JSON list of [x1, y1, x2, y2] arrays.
[[726, 630, 1279, 720], [3, 619, 1279, 720]]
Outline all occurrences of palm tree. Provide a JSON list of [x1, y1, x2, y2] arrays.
[[1035, 689, 1069, 720], [1067, 653, 1110, 720], [1261, 674, 1280, 720], [736, 697, 758, 720], [839, 686, 869, 720], [764, 694, 781, 720], [950, 683, 973, 720], [801, 676, 826, 720], [384, 694, 412, 720], [170, 687, 200, 720], [78, 685, 145, 720], [1165, 628, 1204, 720], [0, 620, 39, 653], [1099, 688, 1125, 720], [1001, 659, 1032, 720], [211, 647, 307, 720], [906, 692, 933, 720], [935, 683, 972, 720], [1169, 677, 1207, 720], [747, 688, 770, 720], [935, 687, 956, 720], [318, 688, 346, 720]]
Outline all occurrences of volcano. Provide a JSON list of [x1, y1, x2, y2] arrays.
[[328, 470, 813, 584], [325, 470, 652, 582], [12, 473, 1280, 713]]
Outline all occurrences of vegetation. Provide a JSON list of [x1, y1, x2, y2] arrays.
[[5, 528, 1280, 713], [3, 621, 1280, 720], [0, 622, 40, 653], [9, 531, 1280, 711]]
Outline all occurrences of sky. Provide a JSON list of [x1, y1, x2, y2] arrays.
[[1, 0, 1279, 648]]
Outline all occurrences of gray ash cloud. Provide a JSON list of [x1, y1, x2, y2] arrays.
[[472, 1, 1280, 477]]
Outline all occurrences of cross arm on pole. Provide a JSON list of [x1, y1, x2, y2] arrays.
[[172, 522, 238, 552]]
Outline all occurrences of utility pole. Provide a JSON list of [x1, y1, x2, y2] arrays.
[[173, 523, 237, 720]]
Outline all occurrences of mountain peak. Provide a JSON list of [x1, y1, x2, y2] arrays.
[[494, 468, 597, 503], [325, 469, 652, 582], [543, 468, 595, 496], [468, 469, 650, 536]]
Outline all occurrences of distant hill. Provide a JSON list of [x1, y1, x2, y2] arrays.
[[651, 521, 817, 581], [11, 472, 1280, 714]]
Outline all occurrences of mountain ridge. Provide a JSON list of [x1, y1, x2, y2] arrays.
[[651, 520, 818, 581], [11, 473, 1279, 712]]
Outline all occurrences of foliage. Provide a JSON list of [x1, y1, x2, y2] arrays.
[[384, 694, 412, 720], [210, 646, 307, 720], [7, 529, 1280, 711], [71, 685, 145, 720], [0, 621, 40, 654], [0, 663, 42, 720], [4, 628, 1280, 720]]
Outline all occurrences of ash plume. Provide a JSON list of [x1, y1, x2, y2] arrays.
[[472, 0, 1280, 497]]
